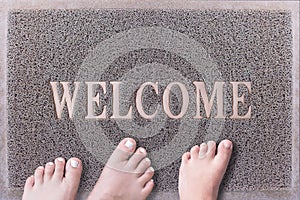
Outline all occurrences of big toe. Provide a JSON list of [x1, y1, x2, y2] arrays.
[[214, 139, 233, 170], [106, 138, 137, 171], [64, 158, 82, 193], [118, 138, 136, 153]]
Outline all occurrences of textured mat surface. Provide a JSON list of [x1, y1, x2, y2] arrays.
[[7, 10, 292, 192]]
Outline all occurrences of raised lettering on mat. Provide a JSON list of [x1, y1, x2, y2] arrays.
[[50, 81, 251, 119]]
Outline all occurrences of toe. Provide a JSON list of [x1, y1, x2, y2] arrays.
[[127, 147, 147, 170], [141, 179, 154, 198], [199, 143, 208, 159], [135, 157, 151, 174], [206, 141, 217, 158], [190, 145, 200, 159], [44, 162, 55, 182], [139, 167, 155, 185], [214, 139, 233, 169], [34, 166, 44, 186], [106, 138, 137, 171], [64, 158, 83, 193], [53, 157, 66, 181], [181, 152, 191, 165], [118, 138, 137, 156], [23, 175, 34, 199], [24, 175, 34, 190]]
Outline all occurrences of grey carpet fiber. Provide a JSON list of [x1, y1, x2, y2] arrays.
[[7, 10, 292, 192]]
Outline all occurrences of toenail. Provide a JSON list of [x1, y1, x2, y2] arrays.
[[57, 157, 64, 162], [149, 167, 154, 172], [207, 141, 215, 147], [38, 166, 44, 170], [145, 158, 151, 163], [70, 159, 79, 168], [224, 142, 232, 149], [199, 144, 207, 158], [139, 148, 146, 154], [125, 140, 134, 149], [47, 162, 54, 166], [200, 143, 207, 149]]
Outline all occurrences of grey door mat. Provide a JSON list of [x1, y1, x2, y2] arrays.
[[6, 9, 294, 195]]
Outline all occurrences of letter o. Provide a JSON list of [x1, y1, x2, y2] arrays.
[[163, 82, 189, 119]]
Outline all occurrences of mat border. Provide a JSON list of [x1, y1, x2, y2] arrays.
[[0, 1, 299, 200]]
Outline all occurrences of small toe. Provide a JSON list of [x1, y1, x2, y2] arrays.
[[139, 167, 155, 185], [34, 166, 44, 185], [206, 141, 217, 158], [135, 157, 151, 174], [44, 162, 55, 182], [181, 152, 191, 164], [24, 175, 34, 190], [190, 145, 200, 159], [53, 157, 66, 181], [127, 147, 147, 170], [22, 175, 34, 199], [141, 179, 154, 198]]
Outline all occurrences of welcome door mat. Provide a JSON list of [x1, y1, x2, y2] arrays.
[[7, 10, 292, 192]]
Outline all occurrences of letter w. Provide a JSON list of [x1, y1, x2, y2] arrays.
[[50, 82, 80, 119]]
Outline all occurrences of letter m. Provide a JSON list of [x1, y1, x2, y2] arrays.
[[193, 82, 225, 118], [50, 82, 80, 119]]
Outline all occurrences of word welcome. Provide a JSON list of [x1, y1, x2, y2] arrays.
[[50, 81, 251, 119]]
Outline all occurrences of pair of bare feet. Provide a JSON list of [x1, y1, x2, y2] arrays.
[[22, 138, 232, 200]]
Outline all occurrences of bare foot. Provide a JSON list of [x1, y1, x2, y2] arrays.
[[22, 157, 82, 200], [179, 140, 233, 200], [87, 138, 155, 200]]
